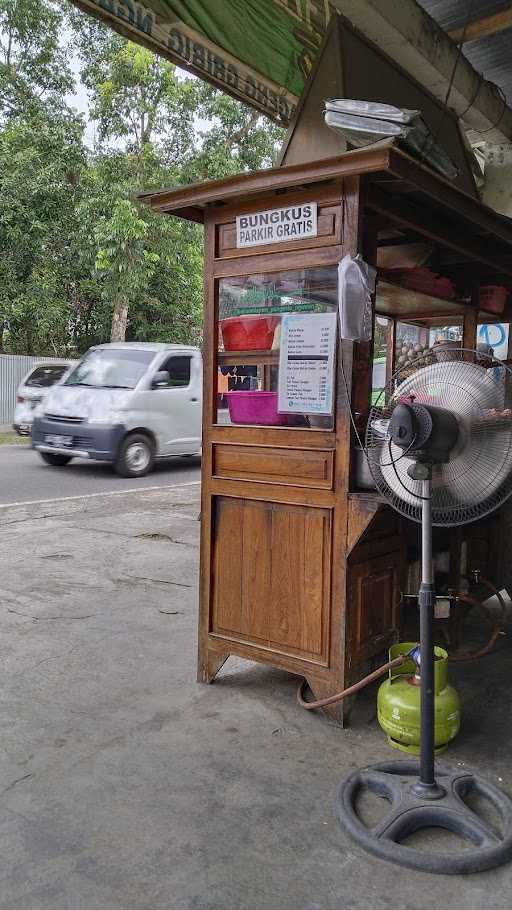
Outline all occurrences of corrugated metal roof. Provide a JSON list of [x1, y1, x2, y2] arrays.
[[419, 0, 510, 31], [418, 1, 512, 107]]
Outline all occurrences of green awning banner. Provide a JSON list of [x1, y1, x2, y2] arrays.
[[72, 0, 332, 124]]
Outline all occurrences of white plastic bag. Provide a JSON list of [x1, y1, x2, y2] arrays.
[[338, 254, 377, 342]]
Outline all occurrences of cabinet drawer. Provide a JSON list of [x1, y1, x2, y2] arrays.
[[213, 444, 334, 488]]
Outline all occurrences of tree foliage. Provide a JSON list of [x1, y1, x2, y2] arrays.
[[190, 81, 283, 180], [0, 0, 73, 120], [0, 1, 285, 354], [0, 107, 86, 352]]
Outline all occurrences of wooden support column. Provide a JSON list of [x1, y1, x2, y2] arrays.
[[386, 317, 396, 389], [311, 173, 362, 724], [197, 212, 219, 684], [463, 294, 479, 354], [351, 210, 378, 418]]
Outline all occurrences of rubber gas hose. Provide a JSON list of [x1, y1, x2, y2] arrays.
[[297, 653, 408, 711], [450, 575, 506, 662]]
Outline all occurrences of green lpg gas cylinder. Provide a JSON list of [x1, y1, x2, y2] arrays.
[[377, 642, 460, 755]]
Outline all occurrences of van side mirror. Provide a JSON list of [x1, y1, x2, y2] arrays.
[[151, 370, 170, 389]]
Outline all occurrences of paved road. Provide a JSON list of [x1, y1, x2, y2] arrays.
[[0, 444, 201, 506]]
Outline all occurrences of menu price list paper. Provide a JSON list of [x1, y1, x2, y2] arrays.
[[278, 312, 337, 415]]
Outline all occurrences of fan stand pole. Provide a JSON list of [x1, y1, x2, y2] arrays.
[[335, 475, 512, 872], [412, 472, 445, 799], [334, 352, 512, 869]]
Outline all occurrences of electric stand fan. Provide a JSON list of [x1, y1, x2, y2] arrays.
[[335, 349, 512, 873]]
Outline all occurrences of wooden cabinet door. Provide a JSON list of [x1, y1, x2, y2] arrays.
[[210, 496, 332, 665], [347, 550, 401, 667]]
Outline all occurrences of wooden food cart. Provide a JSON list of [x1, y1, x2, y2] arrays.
[[141, 141, 512, 722]]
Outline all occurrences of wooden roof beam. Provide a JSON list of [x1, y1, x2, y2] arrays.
[[449, 8, 512, 45], [367, 184, 512, 278], [385, 147, 512, 247], [139, 144, 393, 219]]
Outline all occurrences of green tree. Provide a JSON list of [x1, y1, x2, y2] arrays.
[[69, 15, 196, 177], [94, 197, 159, 342], [0, 3, 285, 354], [68, 14, 284, 342], [0, 107, 88, 353], [128, 211, 203, 346], [189, 80, 284, 181], [0, 0, 73, 120]]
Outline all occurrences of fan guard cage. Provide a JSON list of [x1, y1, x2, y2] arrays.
[[366, 350, 512, 526]]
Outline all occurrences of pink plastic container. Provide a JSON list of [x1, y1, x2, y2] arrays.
[[225, 391, 299, 426]]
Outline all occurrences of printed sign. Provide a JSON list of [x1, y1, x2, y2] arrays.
[[70, 0, 331, 125], [478, 323, 509, 360], [278, 312, 337, 415], [236, 203, 317, 248]]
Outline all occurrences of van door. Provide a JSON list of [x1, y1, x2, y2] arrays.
[[151, 352, 202, 455]]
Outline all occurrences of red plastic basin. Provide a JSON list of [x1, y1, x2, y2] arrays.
[[220, 315, 279, 351]]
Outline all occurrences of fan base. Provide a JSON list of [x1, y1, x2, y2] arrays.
[[335, 759, 512, 874]]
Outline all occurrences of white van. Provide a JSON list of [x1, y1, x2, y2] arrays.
[[31, 343, 202, 477], [13, 360, 77, 436]]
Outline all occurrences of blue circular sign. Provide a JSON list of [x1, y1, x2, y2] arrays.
[[478, 323, 506, 349]]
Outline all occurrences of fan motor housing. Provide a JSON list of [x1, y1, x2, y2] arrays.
[[389, 402, 459, 464]]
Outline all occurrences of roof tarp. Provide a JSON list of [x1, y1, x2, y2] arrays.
[[71, 0, 331, 125]]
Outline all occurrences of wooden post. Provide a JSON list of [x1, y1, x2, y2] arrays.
[[463, 292, 479, 356], [385, 317, 396, 400]]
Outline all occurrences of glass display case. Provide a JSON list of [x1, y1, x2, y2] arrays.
[[216, 267, 338, 429]]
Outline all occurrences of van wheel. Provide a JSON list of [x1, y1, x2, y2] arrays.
[[115, 433, 155, 478], [40, 452, 73, 467]]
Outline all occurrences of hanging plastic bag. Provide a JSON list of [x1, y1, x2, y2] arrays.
[[338, 254, 377, 342]]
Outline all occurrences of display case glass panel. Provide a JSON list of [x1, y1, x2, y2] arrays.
[[216, 266, 338, 429], [394, 320, 462, 378], [372, 315, 390, 404]]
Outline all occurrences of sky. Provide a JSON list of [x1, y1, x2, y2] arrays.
[[63, 27, 96, 145], [62, 28, 200, 148]]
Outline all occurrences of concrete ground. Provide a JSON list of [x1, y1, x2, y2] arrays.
[[0, 487, 512, 909]]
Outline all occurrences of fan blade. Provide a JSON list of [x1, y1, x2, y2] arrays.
[[391, 361, 503, 416], [367, 354, 512, 525]]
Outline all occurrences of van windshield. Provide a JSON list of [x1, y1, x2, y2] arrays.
[[65, 349, 155, 389], [26, 365, 69, 387]]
